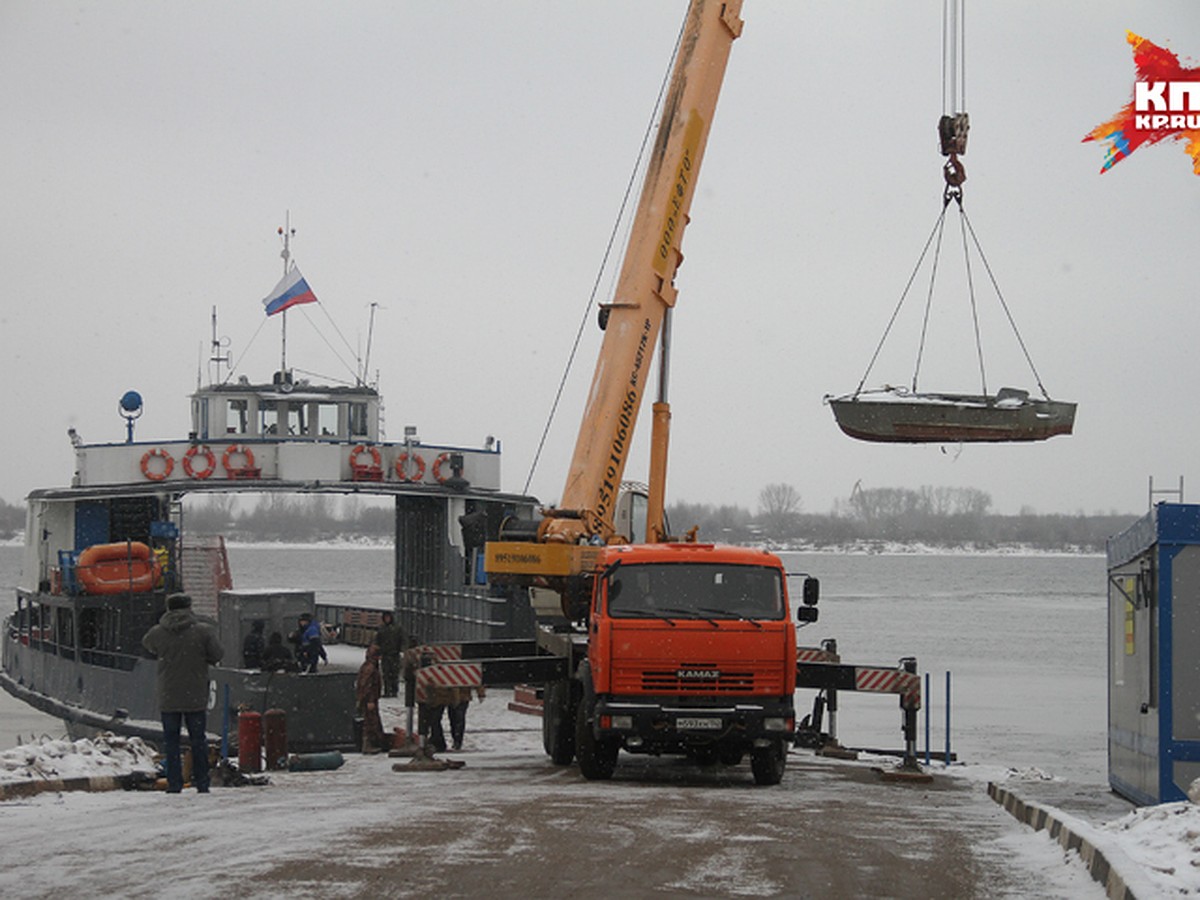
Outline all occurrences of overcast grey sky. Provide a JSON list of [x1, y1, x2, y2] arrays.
[[2, 1, 1198, 517]]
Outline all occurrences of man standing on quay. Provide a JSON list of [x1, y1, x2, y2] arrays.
[[373, 610, 405, 698], [142, 593, 224, 793]]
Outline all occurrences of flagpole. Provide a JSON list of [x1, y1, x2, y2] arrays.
[[278, 213, 293, 380]]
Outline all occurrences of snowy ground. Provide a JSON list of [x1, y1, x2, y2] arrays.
[[0, 687, 1195, 898]]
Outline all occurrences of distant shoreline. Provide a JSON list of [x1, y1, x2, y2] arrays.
[[0, 536, 1102, 558]]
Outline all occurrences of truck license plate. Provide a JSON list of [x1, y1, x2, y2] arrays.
[[676, 717, 721, 730]]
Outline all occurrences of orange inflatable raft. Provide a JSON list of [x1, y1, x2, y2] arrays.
[[75, 541, 161, 595]]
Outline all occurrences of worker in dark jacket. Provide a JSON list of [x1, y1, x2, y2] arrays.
[[142, 593, 224, 793], [242, 619, 265, 669], [373, 611, 405, 698], [261, 631, 298, 672]]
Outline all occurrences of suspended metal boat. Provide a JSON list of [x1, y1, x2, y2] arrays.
[[827, 386, 1076, 444], [829, 18, 1078, 448]]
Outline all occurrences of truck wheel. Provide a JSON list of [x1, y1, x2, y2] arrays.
[[575, 698, 618, 780], [750, 739, 787, 786], [542, 679, 576, 765]]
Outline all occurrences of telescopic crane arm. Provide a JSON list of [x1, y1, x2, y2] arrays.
[[487, 0, 743, 588]]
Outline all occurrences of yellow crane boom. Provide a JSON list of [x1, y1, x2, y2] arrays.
[[489, 0, 743, 585]]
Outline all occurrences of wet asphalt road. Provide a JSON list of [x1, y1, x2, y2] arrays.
[[250, 742, 1095, 899], [0, 709, 1106, 899]]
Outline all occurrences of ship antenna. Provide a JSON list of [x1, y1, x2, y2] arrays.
[[361, 302, 379, 387], [209, 305, 233, 384]]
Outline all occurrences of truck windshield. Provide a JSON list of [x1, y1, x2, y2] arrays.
[[606, 563, 784, 621]]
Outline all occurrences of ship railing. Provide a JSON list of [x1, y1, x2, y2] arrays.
[[9, 597, 143, 672], [395, 587, 509, 644]]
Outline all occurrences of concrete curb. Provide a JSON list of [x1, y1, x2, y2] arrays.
[[987, 782, 1138, 900], [0, 773, 137, 802]]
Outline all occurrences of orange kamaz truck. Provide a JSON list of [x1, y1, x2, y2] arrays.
[[549, 542, 819, 783]]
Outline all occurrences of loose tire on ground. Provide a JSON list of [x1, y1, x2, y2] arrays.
[[750, 739, 787, 786]]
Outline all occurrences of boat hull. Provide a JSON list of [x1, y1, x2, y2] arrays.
[[1, 603, 356, 752], [829, 393, 1076, 443]]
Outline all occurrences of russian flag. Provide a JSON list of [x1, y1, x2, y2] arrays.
[[262, 266, 318, 316]]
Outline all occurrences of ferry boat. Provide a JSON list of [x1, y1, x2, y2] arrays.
[[1, 257, 536, 752]]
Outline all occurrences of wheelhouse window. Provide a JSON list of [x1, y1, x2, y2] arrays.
[[286, 404, 306, 437], [260, 402, 280, 436], [606, 563, 784, 620], [227, 398, 250, 435], [348, 402, 369, 438], [316, 403, 339, 437]]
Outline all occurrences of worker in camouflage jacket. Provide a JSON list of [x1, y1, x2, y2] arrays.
[[142, 593, 224, 793], [373, 610, 405, 697], [355, 644, 386, 753]]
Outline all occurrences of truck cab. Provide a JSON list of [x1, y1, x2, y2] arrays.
[[572, 542, 814, 785]]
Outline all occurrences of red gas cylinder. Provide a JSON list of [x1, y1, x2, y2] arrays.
[[238, 710, 262, 773], [263, 708, 288, 770]]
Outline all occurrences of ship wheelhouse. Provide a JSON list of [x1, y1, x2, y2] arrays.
[[191, 375, 380, 444]]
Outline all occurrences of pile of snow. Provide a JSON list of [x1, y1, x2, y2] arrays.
[[0, 733, 158, 784], [887, 759, 1200, 896], [1098, 802, 1200, 896]]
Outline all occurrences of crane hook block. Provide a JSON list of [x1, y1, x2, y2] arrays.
[[938, 113, 969, 157]]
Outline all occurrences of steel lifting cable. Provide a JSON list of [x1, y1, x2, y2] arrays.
[[959, 205, 1053, 400], [856, 1, 1051, 404], [939, 0, 1051, 401], [852, 0, 971, 398], [862, 189, 1051, 402], [942, 0, 966, 119], [953, 196, 988, 397], [522, 17, 686, 496], [851, 205, 949, 397], [912, 203, 950, 393]]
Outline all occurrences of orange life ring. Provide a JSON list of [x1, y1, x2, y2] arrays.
[[350, 444, 382, 471], [76, 541, 161, 595], [395, 452, 426, 482], [432, 452, 454, 484], [182, 444, 217, 479], [140, 448, 174, 481], [222, 444, 256, 476]]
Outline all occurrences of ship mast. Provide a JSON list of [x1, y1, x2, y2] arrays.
[[278, 213, 295, 381]]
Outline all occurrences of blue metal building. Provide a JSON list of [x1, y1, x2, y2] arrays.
[[1106, 503, 1200, 804]]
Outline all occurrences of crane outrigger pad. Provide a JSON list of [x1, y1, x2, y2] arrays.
[[827, 386, 1076, 444]]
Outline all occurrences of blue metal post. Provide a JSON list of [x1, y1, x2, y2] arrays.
[[944, 670, 952, 765]]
